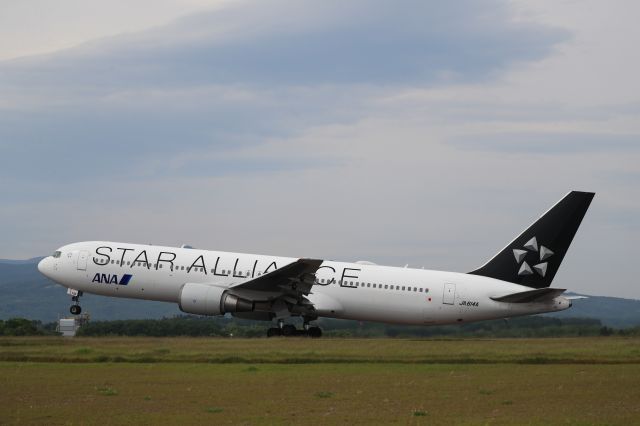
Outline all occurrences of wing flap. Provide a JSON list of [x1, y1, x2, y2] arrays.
[[491, 287, 566, 303]]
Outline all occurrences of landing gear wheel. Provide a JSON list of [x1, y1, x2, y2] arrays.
[[282, 324, 297, 337], [70, 305, 82, 315], [308, 327, 322, 338], [267, 327, 281, 337]]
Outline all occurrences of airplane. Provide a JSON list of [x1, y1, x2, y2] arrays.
[[38, 191, 594, 338]]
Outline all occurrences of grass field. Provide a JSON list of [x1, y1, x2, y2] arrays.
[[1, 337, 639, 425]]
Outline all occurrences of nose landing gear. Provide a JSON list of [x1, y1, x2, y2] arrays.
[[68, 289, 83, 315]]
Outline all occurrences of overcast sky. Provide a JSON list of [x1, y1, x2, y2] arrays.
[[1, 0, 638, 298]]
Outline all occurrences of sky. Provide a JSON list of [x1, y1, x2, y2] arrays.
[[0, 0, 638, 298]]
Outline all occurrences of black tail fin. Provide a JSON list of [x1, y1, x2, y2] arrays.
[[469, 191, 594, 288]]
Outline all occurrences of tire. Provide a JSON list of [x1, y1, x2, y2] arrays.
[[70, 305, 82, 315], [282, 324, 297, 336], [308, 327, 322, 338]]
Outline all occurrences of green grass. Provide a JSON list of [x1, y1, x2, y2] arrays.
[[1, 337, 639, 425], [96, 386, 118, 396], [1, 336, 639, 364]]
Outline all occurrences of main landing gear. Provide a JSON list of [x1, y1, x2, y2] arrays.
[[68, 289, 83, 315], [267, 319, 322, 338]]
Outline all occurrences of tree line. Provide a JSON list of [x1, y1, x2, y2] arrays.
[[2, 315, 640, 337]]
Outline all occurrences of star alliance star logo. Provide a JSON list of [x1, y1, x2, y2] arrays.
[[513, 237, 553, 277]]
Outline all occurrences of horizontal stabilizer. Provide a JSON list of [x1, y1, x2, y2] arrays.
[[491, 287, 566, 303], [565, 295, 588, 300]]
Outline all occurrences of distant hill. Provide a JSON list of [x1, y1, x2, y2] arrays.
[[1, 258, 639, 326], [545, 294, 640, 328], [0, 257, 43, 265]]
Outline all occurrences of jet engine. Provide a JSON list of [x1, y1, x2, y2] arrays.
[[178, 283, 254, 316]]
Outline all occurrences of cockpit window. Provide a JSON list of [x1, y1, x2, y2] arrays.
[[52, 251, 62, 258]]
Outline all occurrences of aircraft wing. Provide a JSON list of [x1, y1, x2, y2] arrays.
[[491, 287, 566, 303], [229, 258, 323, 298]]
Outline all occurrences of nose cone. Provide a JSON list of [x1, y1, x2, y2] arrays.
[[38, 257, 50, 277]]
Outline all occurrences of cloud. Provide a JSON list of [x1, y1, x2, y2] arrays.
[[450, 133, 640, 154], [0, 0, 566, 183], [0, 0, 566, 89], [0, 0, 638, 300]]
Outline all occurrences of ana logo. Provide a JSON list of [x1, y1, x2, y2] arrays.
[[513, 237, 553, 277], [92, 273, 132, 285]]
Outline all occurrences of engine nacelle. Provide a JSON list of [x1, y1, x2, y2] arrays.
[[179, 283, 255, 316]]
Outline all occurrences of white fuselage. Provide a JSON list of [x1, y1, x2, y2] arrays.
[[38, 241, 571, 325]]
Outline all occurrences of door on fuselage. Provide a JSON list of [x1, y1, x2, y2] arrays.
[[77, 251, 89, 271], [442, 282, 456, 305]]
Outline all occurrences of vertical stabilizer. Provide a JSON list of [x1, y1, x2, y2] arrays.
[[469, 191, 594, 288]]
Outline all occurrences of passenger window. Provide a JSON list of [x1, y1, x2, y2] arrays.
[[367, 283, 371, 288]]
